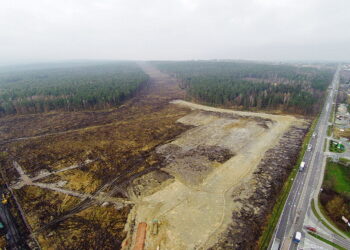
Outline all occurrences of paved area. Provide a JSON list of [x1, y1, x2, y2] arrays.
[[271, 65, 350, 250], [303, 233, 332, 250]]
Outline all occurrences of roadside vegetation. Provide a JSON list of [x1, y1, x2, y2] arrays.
[[324, 160, 350, 195], [329, 104, 336, 123], [0, 62, 148, 116], [153, 61, 334, 115], [257, 115, 317, 249], [329, 140, 346, 153], [320, 159, 350, 233], [327, 125, 333, 137], [339, 157, 350, 165], [334, 127, 350, 139], [311, 199, 340, 236]]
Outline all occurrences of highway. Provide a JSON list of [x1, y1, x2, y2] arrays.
[[271, 65, 350, 250]]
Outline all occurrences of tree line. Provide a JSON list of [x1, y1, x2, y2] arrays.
[[0, 62, 149, 116], [152, 61, 334, 114]]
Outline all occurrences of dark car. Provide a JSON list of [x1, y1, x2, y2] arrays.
[[0, 220, 7, 236]]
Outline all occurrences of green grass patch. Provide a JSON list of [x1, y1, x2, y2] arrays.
[[324, 138, 328, 152], [339, 157, 350, 165], [308, 232, 346, 250], [329, 104, 336, 123], [327, 125, 333, 136], [324, 160, 350, 195], [329, 140, 346, 153], [257, 116, 318, 249], [319, 159, 350, 238], [328, 104, 335, 123]]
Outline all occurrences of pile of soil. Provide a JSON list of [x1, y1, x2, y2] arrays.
[[209, 124, 309, 249], [157, 143, 234, 186]]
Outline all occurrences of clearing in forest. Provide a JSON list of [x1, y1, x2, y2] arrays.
[[123, 98, 305, 250], [0, 63, 308, 249]]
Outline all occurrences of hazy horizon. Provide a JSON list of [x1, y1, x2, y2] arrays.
[[1, 0, 350, 64]]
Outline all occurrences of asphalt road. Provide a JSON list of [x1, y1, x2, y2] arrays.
[[306, 205, 350, 249], [271, 66, 350, 250]]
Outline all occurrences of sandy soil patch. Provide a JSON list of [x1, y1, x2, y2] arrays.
[[123, 101, 302, 250]]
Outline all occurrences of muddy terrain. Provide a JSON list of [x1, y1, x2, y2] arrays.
[[0, 64, 309, 249]]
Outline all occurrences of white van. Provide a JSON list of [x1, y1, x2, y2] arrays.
[[293, 231, 302, 243]]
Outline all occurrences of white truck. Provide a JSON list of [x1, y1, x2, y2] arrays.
[[270, 238, 280, 250], [293, 231, 302, 243], [299, 161, 305, 172]]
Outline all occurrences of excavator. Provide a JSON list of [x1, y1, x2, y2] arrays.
[[1, 193, 8, 205]]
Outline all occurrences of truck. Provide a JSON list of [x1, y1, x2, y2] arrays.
[[270, 238, 281, 250], [293, 231, 302, 243], [299, 161, 305, 172], [134, 222, 147, 250]]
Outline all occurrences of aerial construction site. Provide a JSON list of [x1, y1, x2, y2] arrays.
[[0, 63, 311, 249], [1, 1, 348, 249]]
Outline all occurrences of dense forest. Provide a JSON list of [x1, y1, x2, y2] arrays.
[[153, 61, 335, 114], [0, 62, 148, 116]]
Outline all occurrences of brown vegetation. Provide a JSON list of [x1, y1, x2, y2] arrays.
[[0, 65, 192, 249], [210, 124, 308, 249], [320, 189, 350, 231], [0, 64, 310, 250], [122, 100, 307, 250], [320, 160, 350, 232]]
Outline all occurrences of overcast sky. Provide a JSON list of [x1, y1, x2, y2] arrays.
[[1, 0, 350, 64]]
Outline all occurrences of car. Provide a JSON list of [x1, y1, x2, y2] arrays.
[[305, 226, 317, 232], [0, 220, 7, 236], [307, 144, 312, 151], [312, 132, 317, 138]]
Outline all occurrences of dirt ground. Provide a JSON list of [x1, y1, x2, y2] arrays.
[[122, 100, 307, 250], [0, 64, 309, 249], [0, 64, 193, 249]]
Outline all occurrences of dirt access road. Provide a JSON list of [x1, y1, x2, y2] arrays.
[[123, 65, 304, 250]]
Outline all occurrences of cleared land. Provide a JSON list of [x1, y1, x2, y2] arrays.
[[1, 64, 309, 249], [0, 64, 192, 249], [123, 100, 308, 250]]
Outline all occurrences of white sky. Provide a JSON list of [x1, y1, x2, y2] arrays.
[[1, 0, 350, 63]]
